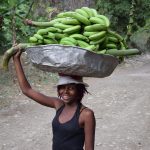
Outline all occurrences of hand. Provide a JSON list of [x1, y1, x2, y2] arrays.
[[13, 49, 22, 60]]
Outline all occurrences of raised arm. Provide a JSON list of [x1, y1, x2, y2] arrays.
[[13, 50, 63, 109]]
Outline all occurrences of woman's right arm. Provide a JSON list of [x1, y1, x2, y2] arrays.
[[13, 50, 63, 109]]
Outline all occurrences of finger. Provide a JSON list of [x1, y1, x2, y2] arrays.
[[13, 49, 22, 59], [16, 49, 22, 56]]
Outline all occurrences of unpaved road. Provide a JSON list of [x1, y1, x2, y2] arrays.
[[0, 54, 150, 150]]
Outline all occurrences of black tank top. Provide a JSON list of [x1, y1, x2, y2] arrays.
[[52, 103, 85, 150]]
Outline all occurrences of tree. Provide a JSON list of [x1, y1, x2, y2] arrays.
[[0, 0, 52, 53], [95, 0, 150, 35]]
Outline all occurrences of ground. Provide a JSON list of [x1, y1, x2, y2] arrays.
[[0, 53, 150, 150]]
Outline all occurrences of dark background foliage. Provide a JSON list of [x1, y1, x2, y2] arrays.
[[96, 0, 150, 34]]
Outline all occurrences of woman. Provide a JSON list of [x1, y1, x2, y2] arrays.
[[13, 50, 96, 150]]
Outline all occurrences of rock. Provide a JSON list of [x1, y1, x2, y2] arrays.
[[130, 28, 150, 52]]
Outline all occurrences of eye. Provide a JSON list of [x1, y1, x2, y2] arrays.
[[58, 84, 76, 91], [68, 86, 74, 90], [58, 85, 65, 90], [68, 84, 77, 90]]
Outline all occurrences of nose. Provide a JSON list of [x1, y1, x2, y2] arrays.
[[63, 87, 69, 93]]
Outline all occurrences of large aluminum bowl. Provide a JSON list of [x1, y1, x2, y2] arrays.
[[26, 44, 119, 78]]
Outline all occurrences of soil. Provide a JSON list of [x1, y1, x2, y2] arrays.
[[0, 53, 150, 150]]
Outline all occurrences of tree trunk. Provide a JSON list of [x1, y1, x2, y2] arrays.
[[32, 0, 95, 20], [0, 16, 3, 30], [50, 0, 95, 11]]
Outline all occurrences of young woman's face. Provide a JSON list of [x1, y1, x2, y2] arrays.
[[58, 84, 79, 104]]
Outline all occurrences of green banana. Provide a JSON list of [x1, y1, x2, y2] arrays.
[[120, 41, 126, 49], [98, 37, 108, 50], [106, 43, 118, 49], [46, 32, 55, 39], [84, 24, 107, 31], [34, 34, 43, 40], [83, 31, 97, 37], [107, 30, 124, 42], [77, 40, 90, 48], [97, 15, 110, 27], [44, 39, 57, 44], [60, 40, 76, 46], [97, 49, 107, 54], [107, 36, 119, 43], [37, 39, 43, 44], [63, 25, 81, 34], [29, 37, 38, 43], [60, 37, 77, 45], [53, 23, 73, 30], [55, 33, 66, 40], [37, 29, 49, 35], [89, 31, 106, 41], [72, 12, 90, 25], [56, 12, 66, 18], [81, 7, 93, 18], [2, 43, 33, 70], [85, 45, 97, 51], [70, 34, 89, 42], [75, 9, 89, 19], [49, 18, 65, 24], [105, 49, 141, 56], [90, 37, 105, 45], [61, 18, 80, 25], [89, 17, 105, 25], [46, 27, 62, 33], [90, 8, 98, 17]]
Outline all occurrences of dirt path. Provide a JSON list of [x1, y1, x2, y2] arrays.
[[0, 54, 150, 150]]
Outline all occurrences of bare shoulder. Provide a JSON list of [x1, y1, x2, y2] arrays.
[[80, 106, 95, 119], [79, 106, 95, 128]]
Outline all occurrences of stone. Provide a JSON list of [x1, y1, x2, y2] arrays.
[[130, 28, 150, 52]]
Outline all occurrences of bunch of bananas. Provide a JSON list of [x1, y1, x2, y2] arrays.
[[2, 7, 141, 71], [29, 7, 139, 58]]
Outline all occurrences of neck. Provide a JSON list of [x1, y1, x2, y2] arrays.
[[64, 101, 80, 109]]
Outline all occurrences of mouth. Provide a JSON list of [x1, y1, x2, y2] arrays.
[[61, 94, 72, 101], [62, 95, 70, 99]]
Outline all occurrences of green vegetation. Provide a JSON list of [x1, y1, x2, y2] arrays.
[[1, 1, 29, 52], [0, 0, 54, 54], [95, 0, 150, 34]]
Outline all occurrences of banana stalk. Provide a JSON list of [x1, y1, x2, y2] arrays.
[[2, 43, 34, 70], [24, 19, 53, 27]]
